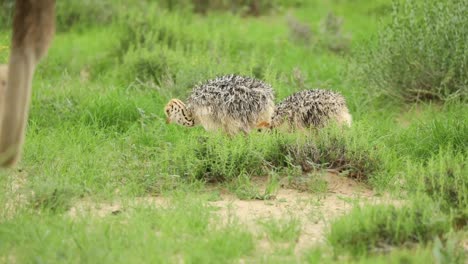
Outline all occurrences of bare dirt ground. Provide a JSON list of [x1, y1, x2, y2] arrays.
[[67, 172, 401, 255], [2, 171, 29, 219], [3, 169, 400, 256], [209, 173, 397, 254]]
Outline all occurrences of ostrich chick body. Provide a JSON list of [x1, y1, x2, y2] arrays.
[[271, 89, 352, 130], [165, 75, 275, 135]]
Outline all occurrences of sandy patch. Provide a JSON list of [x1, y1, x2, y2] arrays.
[[2, 170, 30, 219], [68, 196, 169, 218], [66, 172, 401, 255], [209, 173, 397, 254]]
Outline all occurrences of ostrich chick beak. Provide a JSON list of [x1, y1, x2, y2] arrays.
[[166, 118, 170, 124]]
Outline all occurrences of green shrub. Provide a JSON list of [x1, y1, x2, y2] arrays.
[[362, 0, 467, 102], [266, 127, 382, 182], [191, 135, 267, 182], [327, 199, 452, 256]]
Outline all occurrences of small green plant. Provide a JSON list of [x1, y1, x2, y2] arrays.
[[230, 174, 263, 200], [318, 12, 351, 53], [279, 169, 329, 194], [306, 173, 329, 194], [30, 184, 77, 213], [260, 217, 301, 243], [191, 135, 267, 182], [286, 14, 313, 46], [229, 174, 277, 200]]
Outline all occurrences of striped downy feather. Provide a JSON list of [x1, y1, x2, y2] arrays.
[[271, 89, 352, 131], [165, 74, 275, 135]]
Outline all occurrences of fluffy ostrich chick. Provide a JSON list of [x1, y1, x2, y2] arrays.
[[271, 89, 352, 130], [164, 74, 275, 135]]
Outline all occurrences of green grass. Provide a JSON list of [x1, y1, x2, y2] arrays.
[[0, 197, 254, 263], [260, 217, 301, 243], [0, 0, 466, 262], [327, 199, 452, 257]]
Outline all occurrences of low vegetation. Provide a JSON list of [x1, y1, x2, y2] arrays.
[[328, 199, 452, 256]]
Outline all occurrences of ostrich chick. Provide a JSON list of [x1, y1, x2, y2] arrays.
[[271, 89, 352, 131], [165, 74, 275, 135]]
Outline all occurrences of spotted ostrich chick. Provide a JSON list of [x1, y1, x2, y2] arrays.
[[164, 74, 275, 135], [271, 89, 352, 131]]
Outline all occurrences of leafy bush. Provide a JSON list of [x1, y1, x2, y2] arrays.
[[362, 0, 468, 102], [328, 200, 452, 256]]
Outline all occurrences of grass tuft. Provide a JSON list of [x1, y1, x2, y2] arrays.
[[327, 199, 452, 256], [260, 217, 302, 243]]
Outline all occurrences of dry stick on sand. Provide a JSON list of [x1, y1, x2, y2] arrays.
[[0, 0, 55, 167]]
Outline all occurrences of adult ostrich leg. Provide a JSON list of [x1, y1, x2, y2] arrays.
[[0, 0, 55, 167]]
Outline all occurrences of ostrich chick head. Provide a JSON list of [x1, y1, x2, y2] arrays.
[[164, 99, 195, 127]]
